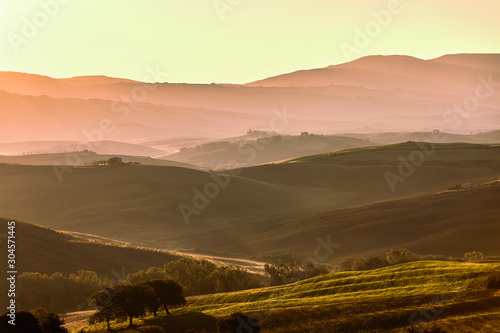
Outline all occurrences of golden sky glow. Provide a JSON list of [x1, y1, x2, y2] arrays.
[[0, 0, 499, 83]]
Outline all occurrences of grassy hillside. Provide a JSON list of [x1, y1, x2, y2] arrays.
[[0, 218, 182, 276], [0, 143, 499, 259], [176, 180, 500, 262], [242, 142, 500, 187], [239, 142, 500, 204], [276, 142, 500, 165], [0, 163, 324, 248], [77, 261, 500, 332]]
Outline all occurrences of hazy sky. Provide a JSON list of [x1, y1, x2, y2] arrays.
[[0, 0, 498, 84]]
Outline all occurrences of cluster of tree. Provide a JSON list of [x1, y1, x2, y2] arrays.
[[337, 249, 491, 272], [90, 279, 185, 329], [15, 270, 105, 313], [4, 258, 261, 314], [0, 307, 67, 333], [463, 251, 485, 262], [337, 256, 389, 272], [195, 141, 232, 151], [127, 259, 261, 296], [300, 132, 322, 136], [264, 253, 330, 286]]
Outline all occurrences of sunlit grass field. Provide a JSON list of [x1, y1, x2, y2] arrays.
[[76, 260, 500, 332]]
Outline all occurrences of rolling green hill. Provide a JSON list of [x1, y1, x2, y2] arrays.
[[76, 261, 500, 332], [0, 143, 499, 260], [240, 142, 500, 192], [0, 163, 327, 250], [174, 180, 500, 262]]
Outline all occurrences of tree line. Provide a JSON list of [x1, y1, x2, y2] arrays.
[[1, 258, 261, 314], [337, 249, 494, 272], [262, 250, 497, 286], [2, 250, 494, 318], [127, 258, 261, 296]]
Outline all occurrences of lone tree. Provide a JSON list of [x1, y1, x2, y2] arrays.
[[143, 279, 186, 315]]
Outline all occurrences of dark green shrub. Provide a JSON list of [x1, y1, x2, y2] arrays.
[[217, 312, 260, 333], [484, 272, 500, 289]]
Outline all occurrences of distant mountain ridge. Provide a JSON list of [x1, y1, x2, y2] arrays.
[[1, 53, 499, 142], [246, 53, 500, 89]]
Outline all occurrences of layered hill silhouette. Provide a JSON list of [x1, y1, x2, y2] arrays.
[[0, 150, 199, 169], [1, 53, 499, 143], [1, 143, 499, 260], [2, 130, 498, 169], [0, 140, 165, 157], [160, 133, 373, 169], [246, 54, 500, 90], [1, 54, 499, 289], [340, 130, 500, 145], [158, 130, 500, 168]]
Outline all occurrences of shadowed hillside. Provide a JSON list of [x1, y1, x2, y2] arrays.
[[195, 183, 500, 262], [0, 143, 499, 260], [0, 163, 326, 248], [0, 218, 182, 276], [239, 142, 500, 200]]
